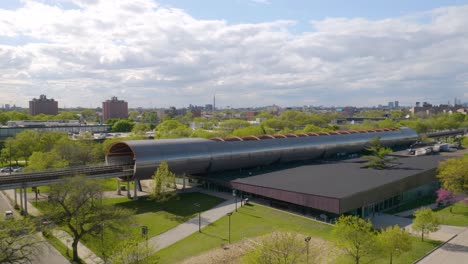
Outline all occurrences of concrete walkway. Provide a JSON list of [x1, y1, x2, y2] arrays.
[[394, 203, 439, 217], [2, 189, 103, 264], [53, 230, 103, 264], [371, 213, 466, 241], [147, 188, 237, 252], [417, 227, 468, 264]]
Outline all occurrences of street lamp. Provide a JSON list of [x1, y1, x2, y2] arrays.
[[141, 225, 149, 252], [304, 236, 311, 263], [227, 212, 233, 244], [232, 190, 237, 212], [194, 203, 201, 233]]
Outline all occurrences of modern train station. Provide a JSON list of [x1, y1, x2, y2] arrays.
[[106, 127, 463, 219]]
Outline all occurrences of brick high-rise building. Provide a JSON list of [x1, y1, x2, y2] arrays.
[[29, 94, 58, 116], [103, 96, 128, 120]]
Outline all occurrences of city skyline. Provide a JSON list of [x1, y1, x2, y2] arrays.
[[1, 0, 468, 108]]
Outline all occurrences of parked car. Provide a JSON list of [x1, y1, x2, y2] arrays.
[[13, 167, 23, 173], [4, 210, 13, 220], [0, 167, 13, 173]]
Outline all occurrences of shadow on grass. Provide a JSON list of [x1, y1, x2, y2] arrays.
[[111, 193, 224, 218], [201, 231, 228, 242], [238, 211, 262, 219]]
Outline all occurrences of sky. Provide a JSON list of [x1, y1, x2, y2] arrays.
[[1, 0, 468, 108]]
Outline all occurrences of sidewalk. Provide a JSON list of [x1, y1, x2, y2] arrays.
[[394, 203, 438, 217], [2, 189, 103, 264], [417, 227, 468, 264], [53, 230, 103, 264], [147, 188, 237, 252], [371, 213, 466, 241]]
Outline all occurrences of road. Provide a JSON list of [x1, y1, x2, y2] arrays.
[[0, 189, 69, 264], [0, 190, 16, 217]]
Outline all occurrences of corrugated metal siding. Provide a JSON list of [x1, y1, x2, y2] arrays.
[[231, 182, 340, 214], [339, 168, 437, 213]]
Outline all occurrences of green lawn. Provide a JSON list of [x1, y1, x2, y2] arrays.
[[80, 192, 225, 256], [335, 236, 440, 264], [155, 203, 441, 264], [434, 201, 468, 226]]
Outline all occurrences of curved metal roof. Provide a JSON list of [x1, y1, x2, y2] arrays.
[[106, 128, 418, 179]]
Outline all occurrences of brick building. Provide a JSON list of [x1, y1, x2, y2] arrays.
[[102, 97, 128, 120], [29, 94, 58, 116]]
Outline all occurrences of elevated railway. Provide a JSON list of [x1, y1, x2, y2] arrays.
[[0, 164, 133, 191]]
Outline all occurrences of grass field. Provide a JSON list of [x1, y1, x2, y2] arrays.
[[155, 203, 441, 264], [434, 201, 468, 226], [79, 192, 225, 256]]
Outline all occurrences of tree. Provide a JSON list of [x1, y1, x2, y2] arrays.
[[26, 151, 69, 171], [436, 188, 455, 206], [363, 136, 393, 169], [45, 176, 133, 261], [244, 232, 322, 264], [150, 161, 177, 202], [232, 126, 266, 137], [437, 155, 468, 195], [112, 120, 135, 132], [378, 225, 412, 264], [132, 122, 152, 135], [412, 208, 440, 241], [155, 120, 191, 138], [332, 215, 377, 264], [218, 119, 250, 132], [0, 219, 43, 263], [13, 130, 42, 164]]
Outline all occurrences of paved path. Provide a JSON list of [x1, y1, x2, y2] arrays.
[[371, 213, 466, 241], [394, 203, 438, 217], [53, 230, 103, 264], [417, 227, 468, 264], [147, 188, 237, 252], [30, 234, 70, 264], [2, 188, 103, 264]]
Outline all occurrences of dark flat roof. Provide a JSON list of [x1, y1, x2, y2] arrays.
[[229, 155, 450, 199]]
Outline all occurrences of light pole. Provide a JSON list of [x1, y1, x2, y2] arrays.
[[141, 225, 148, 252], [101, 223, 105, 260], [194, 203, 201, 233], [232, 190, 237, 212], [304, 236, 311, 263], [227, 212, 232, 244]]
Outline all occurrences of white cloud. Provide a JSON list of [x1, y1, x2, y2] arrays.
[[0, 1, 467, 108]]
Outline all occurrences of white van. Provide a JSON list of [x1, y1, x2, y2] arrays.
[[4, 210, 13, 219]]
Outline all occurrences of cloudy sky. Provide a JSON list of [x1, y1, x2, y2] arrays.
[[1, 0, 468, 109]]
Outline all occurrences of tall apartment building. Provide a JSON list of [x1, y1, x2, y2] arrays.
[[102, 96, 128, 120], [29, 94, 58, 116]]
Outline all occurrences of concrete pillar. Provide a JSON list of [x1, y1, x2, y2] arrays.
[[19, 187, 23, 213], [133, 179, 138, 200], [14, 188, 17, 206], [117, 178, 121, 195], [182, 173, 186, 190], [23, 187, 28, 215], [127, 180, 131, 198]]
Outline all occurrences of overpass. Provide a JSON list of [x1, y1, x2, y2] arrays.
[[0, 164, 133, 216]]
